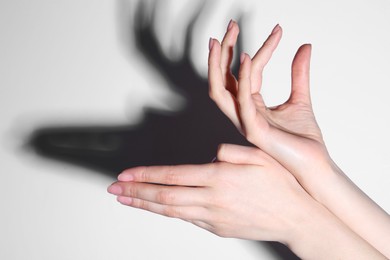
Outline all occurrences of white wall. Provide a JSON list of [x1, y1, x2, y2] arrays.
[[1, 0, 389, 259]]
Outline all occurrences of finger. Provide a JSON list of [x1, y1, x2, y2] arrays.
[[220, 20, 239, 87], [238, 53, 270, 145], [289, 44, 312, 105], [208, 38, 224, 95], [251, 24, 283, 93], [109, 182, 207, 206], [117, 196, 210, 221], [208, 38, 241, 129], [237, 53, 257, 135], [216, 143, 270, 165], [118, 164, 213, 186]]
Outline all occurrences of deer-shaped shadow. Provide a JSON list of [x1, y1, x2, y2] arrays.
[[28, 1, 247, 176], [27, 1, 300, 259]]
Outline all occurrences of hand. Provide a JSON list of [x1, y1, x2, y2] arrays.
[[107, 144, 386, 259], [107, 145, 315, 243], [208, 23, 390, 257], [208, 21, 330, 193]]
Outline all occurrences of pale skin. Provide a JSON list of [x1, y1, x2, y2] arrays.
[[108, 145, 384, 259], [107, 21, 389, 258], [208, 20, 390, 258]]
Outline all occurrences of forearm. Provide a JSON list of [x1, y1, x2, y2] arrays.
[[265, 131, 390, 256], [302, 160, 390, 258], [286, 198, 386, 260]]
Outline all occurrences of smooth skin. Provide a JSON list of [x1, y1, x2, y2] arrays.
[[107, 21, 389, 258], [208, 20, 390, 257], [108, 144, 385, 259]]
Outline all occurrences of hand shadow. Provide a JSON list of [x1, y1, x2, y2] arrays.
[[28, 0, 247, 176], [26, 1, 300, 259]]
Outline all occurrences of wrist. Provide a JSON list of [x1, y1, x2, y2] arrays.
[[285, 199, 385, 259], [305, 158, 390, 258], [293, 154, 342, 203]]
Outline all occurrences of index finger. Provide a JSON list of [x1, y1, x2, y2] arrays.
[[118, 164, 215, 187], [208, 38, 241, 129], [251, 24, 282, 93]]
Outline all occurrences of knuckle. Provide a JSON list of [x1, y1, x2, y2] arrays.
[[164, 166, 178, 185], [139, 166, 149, 182], [138, 199, 149, 211], [208, 88, 220, 102], [245, 129, 256, 143], [126, 185, 138, 198], [210, 193, 228, 209], [208, 89, 216, 100], [246, 133, 254, 143], [157, 190, 175, 204]]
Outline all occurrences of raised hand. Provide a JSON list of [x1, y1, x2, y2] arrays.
[[208, 21, 390, 258], [208, 21, 330, 193]]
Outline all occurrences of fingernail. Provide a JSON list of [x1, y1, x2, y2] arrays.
[[272, 24, 281, 34], [227, 19, 234, 31], [209, 37, 214, 51], [117, 196, 133, 205], [118, 172, 134, 182], [240, 52, 246, 64], [107, 183, 122, 195]]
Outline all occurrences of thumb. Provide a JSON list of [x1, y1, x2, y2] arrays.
[[289, 44, 312, 105]]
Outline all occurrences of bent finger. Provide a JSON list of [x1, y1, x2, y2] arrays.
[[251, 25, 283, 92], [220, 20, 239, 87], [216, 143, 270, 165], [237, 53, 257, 133], [209, 38, 241, 129]]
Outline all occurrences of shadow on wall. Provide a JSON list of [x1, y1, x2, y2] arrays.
[[28, 0, 247, 176], [26, 1, 300, 259]]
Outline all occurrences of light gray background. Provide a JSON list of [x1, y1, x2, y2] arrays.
[[1, 0, 389, 259]]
